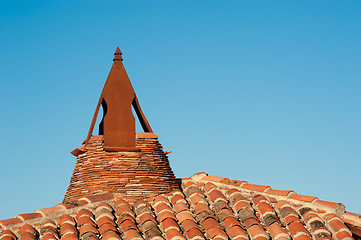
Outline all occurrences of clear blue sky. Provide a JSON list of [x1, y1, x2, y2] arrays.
[[0, 1, 360, 219]]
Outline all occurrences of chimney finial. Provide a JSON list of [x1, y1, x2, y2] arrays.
[[113, 47, 123, 61]]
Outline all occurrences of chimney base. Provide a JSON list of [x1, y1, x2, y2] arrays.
[[63, 133, 179, 204]]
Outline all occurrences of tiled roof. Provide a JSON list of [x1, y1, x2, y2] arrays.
[[1, 172, 360, 240]]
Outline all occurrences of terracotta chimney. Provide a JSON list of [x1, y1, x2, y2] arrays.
[[63, 48, 178, 204]]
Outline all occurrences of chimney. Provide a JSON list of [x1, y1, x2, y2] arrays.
[[63, 48, 178, 204]]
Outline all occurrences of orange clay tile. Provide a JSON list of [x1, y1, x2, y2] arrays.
[[328, 218, 349, 233], [336, 230, 353, 239], [185, 228, 205, 239], [274, 237, 289, 240], [344, 211, 360, 219], [213, 200, 230, 211], [77, 215, 96, 227], [293, 235, 312, 240], [241, 184, 270, 192], [143, 228, 163, 239], [123, 229, 142, 240], [60, 223, 78, 235], [0, 230, 16, 240], [170, 194, 185, 205], [79, 223, 98, 236], [202, 175, 229, 183], [41, 230, 58, 239], [217, 208, 234, 221], [288, 221, 310, 237], [154, 202, 172, 214], [231, 180, 248, 187], [243, 218, 260, 229], [101, 230, 121, 240], [323, 213, 339, 221], [189, 193, 207, 205], [275, 200, 292, 209], [97, 216, 116, 227], [313, 199, 343, 209], [284, 215, 301, 225], [256, 202, 275, 215], [207, 189, 227, 202], [195, 202, 211, 215], [95, 208, 113, 218], [140, 220, 158, 233], [158, 210, 176, 222], [61, 232, 78, 240], [202, 218, 221, 231], [253, 195, 268, 205], [205, 227, 228, 239], [120, 219, 138, 232], [289, 194, 318, 203], [0, 217, 23, 227], [160, 218, 179, 232], [173, 202, 189, 213], [164, 228, 185, 240], [180, 219, 199, 232], [116, 205, 134, 217], [0, 236, 16, 240], [77, 209, 94, 218], [227, 225, 248, 239], [226, 188, 241, 196], [234, 201, 252, 213], [176, 211, 195, 224], [18, 223, 37, 235], [138, 212, 155, 225], [113, 199, 130, 207], [154, 195, 169, 204], [278, 205, 298, 218], [343, 218, 361, 237], [35, 205, 66, 216], [204, 182, 217, 191], [16, 213, 42, 221], [19, 232, 37, 240], [42, 234, 59, 240], [222, 216, 241, 229], [98, 223, 117, 235], [184, 187, 203, 198], [268, 222, 289, 239], [247, 224, 268, 238], [231, 194, 249, 204], [58, 214, 76, 225]]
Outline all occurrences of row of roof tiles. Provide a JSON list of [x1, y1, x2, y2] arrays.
[[1, 173, 360, 240]]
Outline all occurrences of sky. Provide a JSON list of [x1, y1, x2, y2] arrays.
[[0, 1, 360, 220]]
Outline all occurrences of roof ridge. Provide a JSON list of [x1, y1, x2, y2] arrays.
[[187, 172, 347, 218]]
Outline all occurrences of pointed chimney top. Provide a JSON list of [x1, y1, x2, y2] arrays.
[[113, 47, 123, 61]]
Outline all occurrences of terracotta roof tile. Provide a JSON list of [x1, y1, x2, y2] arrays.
[[289, 194, 319, 203], [35, 205, 67, 216], [265, 189, 295, 197], [185, 227, 205, 240], [241, 184, 271, 192], [1, 173, 360, 240]]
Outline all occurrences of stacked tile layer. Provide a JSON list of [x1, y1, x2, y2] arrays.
[[63, 133, 178, 204]]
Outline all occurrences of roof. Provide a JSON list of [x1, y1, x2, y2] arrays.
[[1, 172, 360, 240], [2, 48, 360, 240]]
